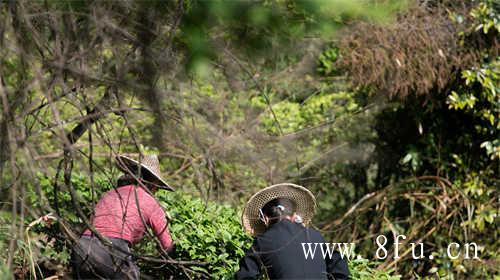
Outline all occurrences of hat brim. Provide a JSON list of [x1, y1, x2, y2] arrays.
[[116, 155, 174, 191], [242, 183, 316, 236]]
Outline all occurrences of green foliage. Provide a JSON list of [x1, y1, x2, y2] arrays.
[[318, 46, 340, 75], [23, 174, 250, 278], [135, 191, 252, 279], [181, 0, 407, 75], [33, 173, 114, 224], [1, 0, 497, 279], [27, 173, 400, 279], [137, 190, 401, 279], [349, 258, 400, 280], [470, 1, 500, 34], [0, 211, 12, 265], [0, 208, 70, 278], [0, 263, 14, 280], [447, 58, 500, 159], [314, 1, 499, 279], [260, 91, 359, 135]]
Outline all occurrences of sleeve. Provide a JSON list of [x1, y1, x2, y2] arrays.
[[235, 239, 262, 280], [148, 201, 174, 253], [325, 250, 350, 280]]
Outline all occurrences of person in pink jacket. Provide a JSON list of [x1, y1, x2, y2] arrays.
[[71, 154, 175, 279]]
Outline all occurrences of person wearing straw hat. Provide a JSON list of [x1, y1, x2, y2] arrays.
[[71, 154, 175, 279], [236, 183, 350, 280]]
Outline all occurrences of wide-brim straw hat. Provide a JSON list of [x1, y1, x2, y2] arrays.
[[115, 154, 174, 191], [242, 183, 316, 236]]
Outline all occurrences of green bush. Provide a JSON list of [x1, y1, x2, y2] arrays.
[[136, 191, 252, 279], [23, 173, 400, 279], [138, 191, 400, 279], [0, 263, 14, 280], [349, 258, 400, 280]]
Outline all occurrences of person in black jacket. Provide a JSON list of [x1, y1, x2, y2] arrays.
[[237, 183, 350, 280]]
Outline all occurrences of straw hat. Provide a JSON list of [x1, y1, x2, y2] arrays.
[[115, 154, 174, 191], [242, 183, 316, 236]]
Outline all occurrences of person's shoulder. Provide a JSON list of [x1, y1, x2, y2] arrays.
[[305, 226, 321, 234], [306, 226, 322, 235], [304, 226, 327, 241], [115, 184, 135, 193], [103, 185, 131, 197], [119, 185, 157, 204], [139, 188, 163, 208], [255, 224, 281, 243], [256, 228, 273, 239], [260, 220, 298, 239]]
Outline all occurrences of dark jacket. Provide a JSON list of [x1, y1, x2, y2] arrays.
[[236, 219, 350, 280]]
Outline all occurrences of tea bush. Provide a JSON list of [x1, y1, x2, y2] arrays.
[[349, 258, 400, 280], [18, 173, 400, 279], [136, 191, 252, 279], [137, 190, 400, 279]]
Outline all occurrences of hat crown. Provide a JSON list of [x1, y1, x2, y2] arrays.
[[242, 183, 316, 236], [140, 154, 161, 176], [115, 153, 174, 191]]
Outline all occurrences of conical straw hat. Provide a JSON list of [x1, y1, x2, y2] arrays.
[[115, 154, 174, 191], [242, 183, 316, 236]]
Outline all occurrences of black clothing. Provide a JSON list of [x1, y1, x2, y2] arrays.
[[71, 235, 140, 279], [236, 220, 350, 280]]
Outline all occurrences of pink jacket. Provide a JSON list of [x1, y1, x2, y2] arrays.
[[83, 184, 173, 252]]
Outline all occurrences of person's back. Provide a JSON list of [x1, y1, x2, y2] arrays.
[[237, 185, 350, 280], [250, 219, 328, 279], [82, 184, 172, 248], [72, 154, 175, 279]]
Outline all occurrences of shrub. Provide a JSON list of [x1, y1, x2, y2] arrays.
[[138, 191, 400, 279], [0, 263, 14, 280], [136, 191, 252, 279], [349, 258, 400, 280], [24, 173, 400, 279]]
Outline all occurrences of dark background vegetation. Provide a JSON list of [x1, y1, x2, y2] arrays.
[[0, 0, 498, 279]]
